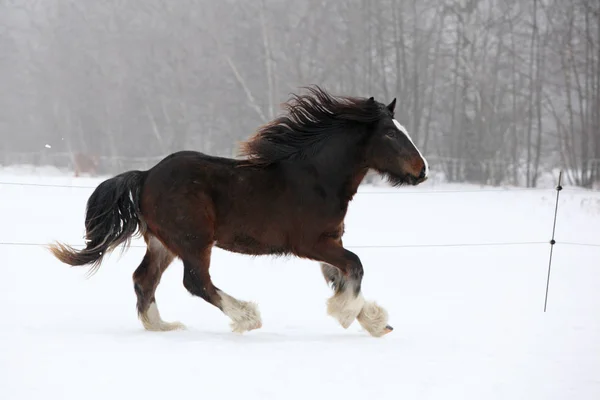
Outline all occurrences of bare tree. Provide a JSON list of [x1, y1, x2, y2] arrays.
[[1, 0, 598, 186]]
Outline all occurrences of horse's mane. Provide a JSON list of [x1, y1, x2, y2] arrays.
[[238, 86, 386, 166]]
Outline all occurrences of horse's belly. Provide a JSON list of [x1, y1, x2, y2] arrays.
[[215, 233, 289, 256]]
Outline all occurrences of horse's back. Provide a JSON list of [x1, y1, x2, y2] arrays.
[[139, 150, 283, 250], [151, 150, 240, 170]]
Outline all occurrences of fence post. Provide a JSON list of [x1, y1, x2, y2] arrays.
[[543, 170, 563, 312]]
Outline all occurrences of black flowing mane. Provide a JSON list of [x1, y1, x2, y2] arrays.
[[239, 86, 388, 166]]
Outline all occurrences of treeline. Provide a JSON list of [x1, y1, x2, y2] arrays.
[[1, 0, 599, 186]]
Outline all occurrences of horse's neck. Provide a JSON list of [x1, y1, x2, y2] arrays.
[[344, 165, 369, 199], [310, 137, 369, 202]]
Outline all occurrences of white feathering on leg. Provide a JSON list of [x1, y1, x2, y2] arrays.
[[326, 282, 365, 329], [217, 290, 262, 333], [140, 302, 186, 331], [357, 301, 390, 337]]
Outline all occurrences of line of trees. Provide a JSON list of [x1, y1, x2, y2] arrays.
[[1, 0, 599, 187]]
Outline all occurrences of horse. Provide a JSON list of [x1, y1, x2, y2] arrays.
[[49, 86, 429, 337]]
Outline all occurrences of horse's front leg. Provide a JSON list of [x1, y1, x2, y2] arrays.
[[310, 238, 393, 337]]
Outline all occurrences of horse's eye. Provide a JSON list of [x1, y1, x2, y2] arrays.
[[386, 131, 396, 138]]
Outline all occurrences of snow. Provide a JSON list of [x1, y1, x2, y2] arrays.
[[1, 166, 599, 400]]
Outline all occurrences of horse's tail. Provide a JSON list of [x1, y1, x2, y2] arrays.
[[49, 170, 147, 275]]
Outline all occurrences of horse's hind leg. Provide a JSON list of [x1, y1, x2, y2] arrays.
[[182, 245, 262, 333], [133, 234, 185, 331]]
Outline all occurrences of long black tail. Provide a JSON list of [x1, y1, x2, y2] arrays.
[[49, 170, 147, 274]]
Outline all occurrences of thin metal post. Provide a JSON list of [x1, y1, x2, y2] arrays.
[[544, 170, 563, 312]]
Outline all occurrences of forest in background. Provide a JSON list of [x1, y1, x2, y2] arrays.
[[1, 0, 599, 187]]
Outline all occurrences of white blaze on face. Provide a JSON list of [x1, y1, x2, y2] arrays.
[[392, 119, 429, 176]]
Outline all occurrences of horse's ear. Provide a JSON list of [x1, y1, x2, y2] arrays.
[[386, 98, 396, 113], [368, 96, 375, 103]]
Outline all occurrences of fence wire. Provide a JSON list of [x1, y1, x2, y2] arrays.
[[2, 180, 599, 194], [3, 176, 598, 314], [1, 180, 599, 250], [1, 240, 599, 249]]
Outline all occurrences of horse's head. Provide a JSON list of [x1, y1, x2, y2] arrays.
[[365, 98, 428, 186], [238, 86, 429, 187]]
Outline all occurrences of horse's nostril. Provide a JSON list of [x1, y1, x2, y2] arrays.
[[419, 166, 426, 179]]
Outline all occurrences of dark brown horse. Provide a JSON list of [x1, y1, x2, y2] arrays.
[[49, 86, 428, 337]]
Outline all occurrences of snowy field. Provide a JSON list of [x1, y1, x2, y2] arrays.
[[1, 166, 599, 400]]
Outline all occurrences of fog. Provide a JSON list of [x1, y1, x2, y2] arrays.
[[1, 0, 599, 187]]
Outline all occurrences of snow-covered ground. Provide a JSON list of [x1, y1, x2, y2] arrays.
[[1, 166, 599, 399]]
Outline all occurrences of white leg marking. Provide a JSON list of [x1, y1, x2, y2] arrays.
[[218, 290, 262, 333], [357, 301, 391, 337], [327, 282, 366, 329], [140, 302, 186, 332]]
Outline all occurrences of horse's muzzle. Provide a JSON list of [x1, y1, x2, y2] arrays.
[[407, 166, 427, 185]]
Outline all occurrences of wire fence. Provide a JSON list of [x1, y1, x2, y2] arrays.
[[2, 173, 600, 311], [0, 240, 550, 249], [1, 178, 600, 251], [2, 240, 599, 249], [1, 179, 599, 194], [4, 152, 600, 188]]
